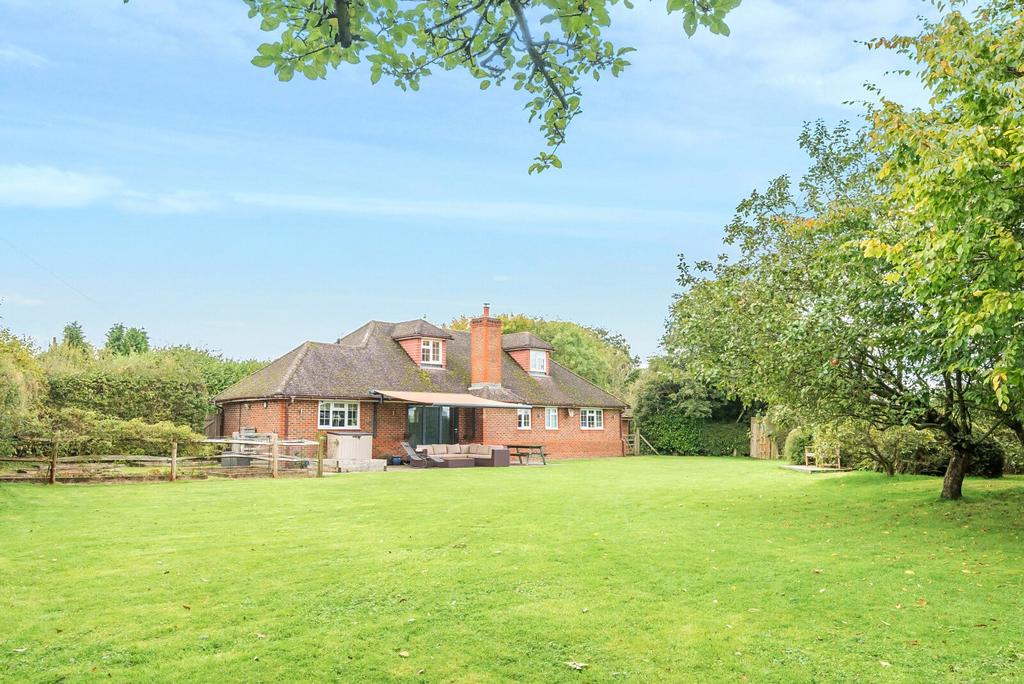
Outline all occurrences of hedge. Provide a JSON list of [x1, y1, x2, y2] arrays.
[[47, 371, 208, 432], [638, 414, 749, 456]]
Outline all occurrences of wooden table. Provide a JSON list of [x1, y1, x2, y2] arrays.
[[507, 444, 547, 465]]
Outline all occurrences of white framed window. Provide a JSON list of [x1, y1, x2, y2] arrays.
[[517, 408, 532, 429], [580, 408, 604, 430], [318, 401, 360, 429], [421, 338, 443, 365], [545, 407, 558, 430], [529, 349, 547, 374]]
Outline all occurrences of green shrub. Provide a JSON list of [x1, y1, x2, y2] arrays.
[[638, 413, 749, 456], [47, 370, 208, 431], [15, 407, 207, 458], [968, 438, 1004, 479], [783, 427, 814, 463]]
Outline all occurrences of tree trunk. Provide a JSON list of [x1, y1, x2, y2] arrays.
[[941, 443, 970, 500]]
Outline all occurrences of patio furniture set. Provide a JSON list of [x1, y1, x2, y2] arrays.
[[401, 442, 547, 468]]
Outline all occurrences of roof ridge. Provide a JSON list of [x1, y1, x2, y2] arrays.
[[276, 341, 312, 395]]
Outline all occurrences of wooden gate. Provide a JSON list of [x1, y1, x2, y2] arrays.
[[750, 417, 779, 460]]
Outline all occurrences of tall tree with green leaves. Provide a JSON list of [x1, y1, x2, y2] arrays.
[[0, 329, 45, 454], [61, 321, 87, 349], [104, 324, 150, 356], [240, 0, 740, 171], [667, 121, 1003, 499], [863, 0, 1024, 443]]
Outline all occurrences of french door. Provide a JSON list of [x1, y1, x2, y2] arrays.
[[407, 406, 458, 447]]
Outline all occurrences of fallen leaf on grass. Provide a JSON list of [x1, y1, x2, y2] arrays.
[[915, 598, 928, 607], [182, 605, 191, 611], [566, 660, 588, 670], [255, 633, 267, 639], [13, 648, 27, 654], [398, 651, 409, 658], [879, 660, 891, 668]]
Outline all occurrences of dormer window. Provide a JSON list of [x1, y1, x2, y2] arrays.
[[529, 349, 547, 374], [421, 338, 443, 366]]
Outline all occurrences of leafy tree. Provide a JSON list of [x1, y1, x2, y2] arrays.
[[240, 0, 741, 171], [105, 323, 150, 356], [666, 121, 1001, 499], [449, 312, 638, 398], [0, 329, 45, 455], [863, 0, 1024, 443], [158, 346, 267, 396], [633, 355, 741, 422], [630, 356, 747, 456], [61, 321, 88, 349]]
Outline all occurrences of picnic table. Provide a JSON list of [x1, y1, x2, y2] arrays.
[[507, 444, 547, 465]]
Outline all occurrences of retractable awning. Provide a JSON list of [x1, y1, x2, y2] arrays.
[[370, 389, 530, 409]]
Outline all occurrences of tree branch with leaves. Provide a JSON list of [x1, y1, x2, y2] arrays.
[[241, 0, 740, 171]]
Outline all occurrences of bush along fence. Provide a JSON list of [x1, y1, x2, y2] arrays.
[[636, 415, 750, 457], [0, 433, 322, 484]]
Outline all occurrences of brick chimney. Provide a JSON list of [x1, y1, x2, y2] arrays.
[[470, 304, 502, 388]]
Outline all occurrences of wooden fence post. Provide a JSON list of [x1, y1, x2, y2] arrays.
[[271, 433, 279, 479], [316, 434, 324, 478], [48, 439, 58, 485], [170, 440, 178, 482]]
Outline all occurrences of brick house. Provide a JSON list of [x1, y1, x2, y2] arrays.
[[215, 306, 628, 459]]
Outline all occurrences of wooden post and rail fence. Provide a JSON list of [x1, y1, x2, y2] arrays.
[[0, 433, 319, 484]]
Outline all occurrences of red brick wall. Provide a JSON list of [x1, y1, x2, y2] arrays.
[[220, 400, 624, 460], [397, 338, 447, 368], [221, 399, 409, 459], [479, 406, 624, 459], [508, 348, 548, 374], [221, 400, 286, 436]]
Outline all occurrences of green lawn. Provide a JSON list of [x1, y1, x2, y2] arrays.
[[1, 458, 1022, 682]]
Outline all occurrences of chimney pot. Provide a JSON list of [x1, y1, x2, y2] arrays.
[[482, 303, 490, 317]]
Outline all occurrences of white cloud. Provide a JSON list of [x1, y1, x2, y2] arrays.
[[115, 190, 224, 215], [0, 43, 48, 68], [0, 293, 44, 307], [229, 190, 707, 227], [0, 164, 722, 235], [0, 164, 121, 208], [616, 0, 929, 109]]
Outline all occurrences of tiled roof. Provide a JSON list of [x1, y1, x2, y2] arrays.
[[216, 320, 624, 408], [388, 319, 453, 340], [501, 331, 555, 351]]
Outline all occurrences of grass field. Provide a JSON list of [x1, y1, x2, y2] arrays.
[[1, 457, 1023, 682]]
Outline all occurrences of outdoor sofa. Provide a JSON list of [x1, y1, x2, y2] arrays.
[[414, 443, 511, 467]]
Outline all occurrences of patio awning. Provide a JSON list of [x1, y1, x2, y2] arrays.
[[370, 389, 530, 409]]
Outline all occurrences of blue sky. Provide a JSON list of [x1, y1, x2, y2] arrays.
[[0, 0, 927, 362]]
